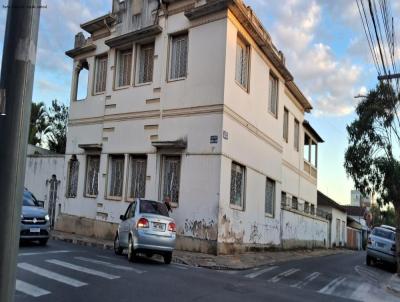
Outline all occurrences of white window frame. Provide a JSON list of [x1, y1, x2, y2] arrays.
[[136, 42, 154, 85], [160, 155, 181, 205], [268, 73, 279, 118], [127, 155, 147, 201], [283, 107, 289, 143], [265, 177, 275, 217], [93, 55, 108, 94], [304, 132, 318, 167], [168, 33, 188, 81], [115, 47, 133, 88], [107, 155, 125, 200], [230, 162, 245, 210], [235, 36, 250, 91], [85, 155, 100, 197]]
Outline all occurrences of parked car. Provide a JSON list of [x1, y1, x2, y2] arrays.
[[20, 189, 50, 245], [114, 198, 176, 264], [366, 226, 396, 269]]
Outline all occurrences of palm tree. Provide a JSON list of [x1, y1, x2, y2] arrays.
[[29, 101, 48, 146]]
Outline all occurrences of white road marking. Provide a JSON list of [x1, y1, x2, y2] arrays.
[[96, 255, 115, 260], [269, 268, 300, 283], [171, 264, 189, 270], [18, 250, 71, 257], [245, 266, 278, 278], [15, 280, 50, 297], [74, 257, 145, 274], [354, 265, 378, 282], [46, 259, 120, 280], [18, 262, 87, 287], [318, 276, 346, 295], [291, 272, 320, 288]]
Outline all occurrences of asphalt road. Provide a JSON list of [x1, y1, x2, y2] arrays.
[[14, 240, 397, 302]]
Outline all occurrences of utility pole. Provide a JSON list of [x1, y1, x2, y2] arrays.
[[0, 1, 41, 301]]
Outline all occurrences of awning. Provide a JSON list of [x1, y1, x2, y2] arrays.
[[78, 144, 102, 151], [151, 139, 187, 150], [105, 25, 162, 48]]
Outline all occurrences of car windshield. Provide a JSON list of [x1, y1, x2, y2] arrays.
[[139, 200, 169, 217], [372, 227, 395, 241], [23, 191, 38, 207]]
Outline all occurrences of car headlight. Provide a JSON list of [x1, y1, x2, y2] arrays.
[[45, 214, 49, 221], [20, 214, 23, 219]]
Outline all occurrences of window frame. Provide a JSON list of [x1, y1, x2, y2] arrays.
[[235, 35, 250, 92], [160, 155, 182, 206], [126, 155, 147, 201], [283, 107, 289, 143], [106, 154, 125, 200], [66, 155, 79, 198], [114, 46, 133, 89], [265, 177, 275, 217], [303, 132, 318, 167], [135, 42, 154, 85], [84, 154, 100, 198], [268, 72, 279, 118], [93, 54, 108, 95], [229, 161, 246, 210], [294, 119, 300, 151], [168, 33, 189, 81]]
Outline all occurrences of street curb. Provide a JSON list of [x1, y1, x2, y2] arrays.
[[386, 275, 400, 297], [51, 233, 189, 265]]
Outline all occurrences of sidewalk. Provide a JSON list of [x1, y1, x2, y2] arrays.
[[51, 230, 353, 270], [386, 274, 400, 297]]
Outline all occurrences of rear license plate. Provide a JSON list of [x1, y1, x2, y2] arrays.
[[30, 228, 40, 233], [376, 242, 385, 248], [152, 222, 165, 231]]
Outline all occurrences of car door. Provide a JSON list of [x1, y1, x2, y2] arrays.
[[119, 203, 132, 247], [126, 200, 137, 237]]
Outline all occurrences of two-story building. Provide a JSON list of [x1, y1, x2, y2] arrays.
[[57, 0, 326, 254]]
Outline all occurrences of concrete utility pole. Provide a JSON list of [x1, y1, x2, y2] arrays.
[[0, 0, 41, 301]]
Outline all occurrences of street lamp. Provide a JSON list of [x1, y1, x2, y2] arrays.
[[0, 89, 5, 116]]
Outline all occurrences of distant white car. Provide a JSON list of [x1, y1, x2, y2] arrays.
[[114, 199, 176, 264]]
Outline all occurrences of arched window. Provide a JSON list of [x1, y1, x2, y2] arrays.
[[66, 155, 79, 198]]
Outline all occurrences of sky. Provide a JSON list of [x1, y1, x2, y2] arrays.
[[0, 0, 389, 205]]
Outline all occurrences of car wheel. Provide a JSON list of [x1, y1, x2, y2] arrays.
[[163, 252, 172, 264], [114, 233, 123, 255], [366, 255, 372, 266], [39, 239, 48, 246], [127, 236, 137, 262]]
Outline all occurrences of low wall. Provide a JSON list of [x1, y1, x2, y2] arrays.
[[281, 209, 328, 249]]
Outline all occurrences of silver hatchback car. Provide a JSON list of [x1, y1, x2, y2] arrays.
[[366, 226, 396, 268], [114, 199, 176, 264]]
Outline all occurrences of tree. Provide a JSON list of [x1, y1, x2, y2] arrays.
[[28, 101, 48, 146], [344, 82, 400, 274], [47, 100, 68, 154]]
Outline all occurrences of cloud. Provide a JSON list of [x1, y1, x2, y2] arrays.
[[249, 0, 364, 116], [38, 79, 65, 93]]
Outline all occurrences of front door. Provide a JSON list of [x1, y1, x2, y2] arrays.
[[48, 175, 59, 229], [119, 202, 136, 247]]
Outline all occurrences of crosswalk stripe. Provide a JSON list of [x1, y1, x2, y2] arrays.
[[15, 280, 50, 297], [74, 257, 145, 274], [19, 250, 71, 257], [318, 276, 346, 295], [291, 272, 320, 288], [269, 268, 300, 283], [46, 259, 120, 280], [245, 266, 278, 278], [171, 264, 188, 270], [18, 262, 87, 287]]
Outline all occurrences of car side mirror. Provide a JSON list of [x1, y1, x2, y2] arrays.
[[37, 200, 45, 208], [120, 215, 125, 221]]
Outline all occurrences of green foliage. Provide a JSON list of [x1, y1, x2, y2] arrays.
[[344, 82, 400, 208], [370, 204, 396, 227], [47, 100, 68, 154], [28, 100, 68, 154], [28, 101, 48, 146]]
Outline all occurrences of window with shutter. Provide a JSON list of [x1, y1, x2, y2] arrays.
[[265, 178, 275, 216], [94, 56, 107, 93], [116, 49, 132, 87], [137, 43, 154, 84], [230, 162, 245, 209], [294, 119, 300, 151], [85, 155, 100, 197], [268, 73, 279, 117], [161, 156, 181, 204], [128, 156, 147, 199], [66, 155, 79, 198], [108, 155, 125, 198], [235, 37, 250, 90], [169, 34, 188, 80], [283, 108, 289, 142]]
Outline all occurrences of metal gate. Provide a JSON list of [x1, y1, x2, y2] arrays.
[[47, 174, 59, 229]]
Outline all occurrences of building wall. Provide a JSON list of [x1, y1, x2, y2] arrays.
[[318, 205, 347, 247]]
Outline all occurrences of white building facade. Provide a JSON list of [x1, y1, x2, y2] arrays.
[[58, 0, 326, 254]]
